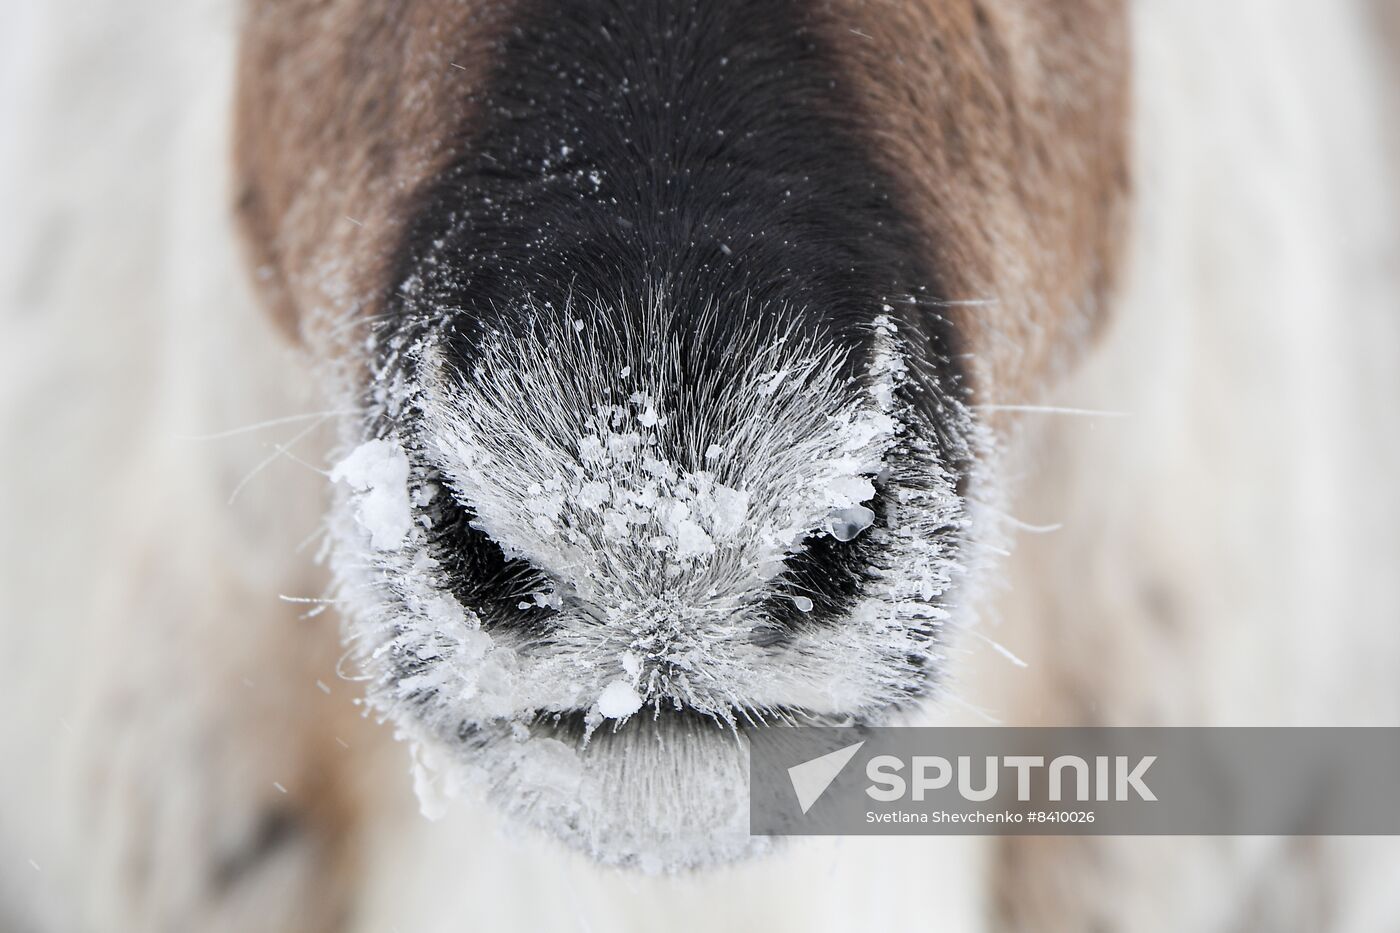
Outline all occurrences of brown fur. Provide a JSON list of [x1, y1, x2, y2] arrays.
[[818, 0, 1131, 403], [233, 1, 509, 342], [234, 0, 1131, 404]]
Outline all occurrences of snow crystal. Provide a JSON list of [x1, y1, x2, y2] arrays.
[[698, 483, 748, 541], [826, 474, 876, 508], [672, 518, 715, 559], [826, 505, 877, 542], [597, 679, 643, 719], [329, 439, 414, 550], [606, 432, 641, 462], [576, 480, 611, 508], [578, 434, 606, 462]]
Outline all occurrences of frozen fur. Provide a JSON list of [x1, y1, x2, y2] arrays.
[[328, 291, 988, 866]]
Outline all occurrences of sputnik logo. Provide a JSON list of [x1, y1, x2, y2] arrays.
[[787, 741, 865, 814]]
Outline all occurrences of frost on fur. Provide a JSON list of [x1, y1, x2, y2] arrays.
[[327, 293, 988, 869], [329, 439, 414, 550]]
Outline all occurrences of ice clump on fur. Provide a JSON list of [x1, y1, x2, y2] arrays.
[[825, 505, 876, 542], [329, 438, 413, 550], [597, 679, 644, 719]]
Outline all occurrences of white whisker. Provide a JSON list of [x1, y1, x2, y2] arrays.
[[227, 415, 331, 505], [294, 523, 330, 555], [971, 500, 1063, 534], [973, 403, 1128, 418], [938, 689, 1005, 724], [176, 409, 359, 440], [968, 629, 1029, 668]]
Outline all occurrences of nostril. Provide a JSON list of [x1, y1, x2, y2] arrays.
[[424, 467, 559, 634]]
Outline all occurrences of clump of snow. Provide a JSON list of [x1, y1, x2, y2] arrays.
[[825, 474, 876, 509], [330, 439, 414, 550], [597, 679, 643, 719], [410, 739, 469, 821], [671, 515, 714, 559], [868, 314, 909, 410]]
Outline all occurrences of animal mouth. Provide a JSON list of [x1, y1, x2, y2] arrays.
[[511, 704, 820, 744]]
